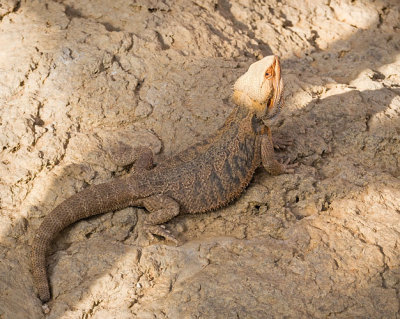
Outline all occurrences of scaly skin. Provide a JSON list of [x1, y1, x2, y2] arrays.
[[31, 55, 296, 303]]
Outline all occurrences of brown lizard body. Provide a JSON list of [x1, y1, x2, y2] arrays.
[[31, 55, 296, 303]]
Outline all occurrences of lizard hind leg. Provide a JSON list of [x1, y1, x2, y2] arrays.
[[132, 146, 154, 171], [138, 194, 180, 244], [109, 143, 154, 170]]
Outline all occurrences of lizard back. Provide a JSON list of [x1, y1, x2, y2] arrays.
[[135, 106, 264, 213]]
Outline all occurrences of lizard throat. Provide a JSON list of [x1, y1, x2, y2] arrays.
[[232, 89, 268, 118]]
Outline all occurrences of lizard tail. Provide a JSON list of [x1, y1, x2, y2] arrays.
[[31, 178, 135, 303]]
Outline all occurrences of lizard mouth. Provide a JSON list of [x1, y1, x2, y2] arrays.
[[263, 56, 283, 121], [264, 98, 282, 121], [262, 91, 283, 125]]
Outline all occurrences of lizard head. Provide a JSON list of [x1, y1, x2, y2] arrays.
[[233, 55, 283, 123]]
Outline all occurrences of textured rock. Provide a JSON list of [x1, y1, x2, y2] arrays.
[[0, 0, 399, 318]]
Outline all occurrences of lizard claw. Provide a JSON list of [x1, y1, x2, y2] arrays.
[[145, 225, 179, 245], [42, 304, 50, 314], [273, 136, 293, 150], [279, 158, 298, 174]]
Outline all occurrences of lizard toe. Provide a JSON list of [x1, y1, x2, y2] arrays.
[[273, 136, 293, 150], [279, 158, 298, 174], [145, 225, 178, 245]]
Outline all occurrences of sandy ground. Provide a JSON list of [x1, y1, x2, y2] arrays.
[[0, 0, 400, 318]]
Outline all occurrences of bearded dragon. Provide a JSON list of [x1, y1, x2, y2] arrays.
[[31, 55, 296, 303]]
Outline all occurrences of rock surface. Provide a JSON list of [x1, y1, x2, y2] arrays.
[[1, 0, 400, 318]]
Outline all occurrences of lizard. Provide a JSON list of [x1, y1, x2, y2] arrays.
[[31, 55, 297, 303]]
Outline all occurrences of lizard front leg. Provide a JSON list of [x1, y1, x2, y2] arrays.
[[134, 194, 180, 244], [261, 127, 297, 175]]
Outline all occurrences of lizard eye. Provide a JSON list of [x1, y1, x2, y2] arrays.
[[264, 70, 273, 79]]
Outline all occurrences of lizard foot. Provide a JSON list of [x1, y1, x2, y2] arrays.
[[42, 304, 50, 314], [145, 225, 178, 245], [273, 136, 293, 150], [278, 158, 298, 174]]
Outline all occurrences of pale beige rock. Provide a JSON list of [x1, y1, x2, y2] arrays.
[[0, 0, 400, 318]]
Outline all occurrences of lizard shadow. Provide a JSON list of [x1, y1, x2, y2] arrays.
[[27, 80, 399, 317], [43, 83, 399, 316], [215, 0, 273, 57]]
